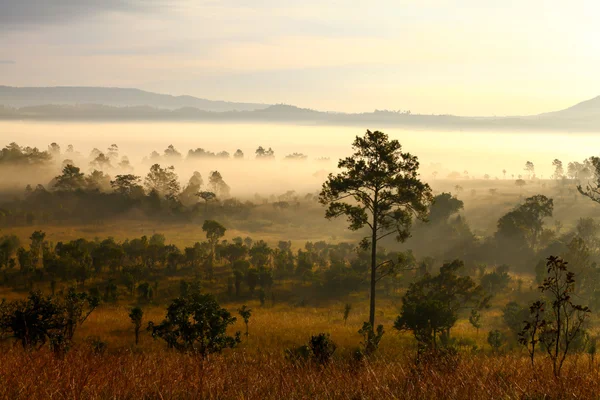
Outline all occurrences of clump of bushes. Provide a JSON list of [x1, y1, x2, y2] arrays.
[[286, 333, 337, 365]]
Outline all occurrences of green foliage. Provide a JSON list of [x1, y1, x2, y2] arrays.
[[319, 130, 432, 327], [480, 265, 511, 295], [468, 309, 482, 333], [0, 289, 98, 353], [502, 301, 530, 339], [519, 256, 591, 376], [54, 164, 85, 191], [238, 305, 252, 338], [308, 333, 337, 365], [395, 260, 488, 352], [144, 164, 180, 200], [429, 192, 464, 224], [487, 330, 505, 351], [496, 195, 554, 252], [129, 306, 143, 345], [343, 303, 352, 325], [358, 322, 384, 355], [148, 292, 240, 356]]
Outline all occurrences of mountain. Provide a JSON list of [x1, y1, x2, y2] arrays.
[[1, 85, 600, 132], [0, 86, 269, 112], [540, 96, 600, 119]]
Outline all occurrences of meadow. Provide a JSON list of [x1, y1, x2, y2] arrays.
[[1, 133, 599, 399]]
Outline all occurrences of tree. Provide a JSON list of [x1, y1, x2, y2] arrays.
[[197, 191, 216, 213], [90, 152, 112, 170], [0, 291, 64, 349], [343, 303, 352, 325], [358, 322, 384, 355], [233, 149, 244, 159], [469, 309, 482, 335], [525, 161, 535, 180], [54, 164, 85, 191], [29, 230, 46, 269], [164, 144, 182, 160], [107, 143, 119, 161], [496, 194, 553, 251], [0, 289, 98, 352], [238, 305, 252, 338], [552, 159, 564, 179], [394, 260, 488, 352], [249, 240, 271, 268], [144, 164, 180, 199], [111, 174, 143, 196], [202, 220, 226, 278], [488, 329, 505, 351], [148, 292, 240, 355], [522, 256, 591, 377], [515, 179, 526, 196], [255, 146, 275, 159], [208, 171, 230, 198], [480, 265, 511, 295], [319, 130, 432, 327], [578, 156, 600, 203], [86, 170, 111, 191], [179, 172, 203, 206], [129, 306, 143, 345], [429, 192, 463, 224]]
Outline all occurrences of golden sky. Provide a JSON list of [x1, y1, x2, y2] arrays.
[[1, 0, 598, 115]]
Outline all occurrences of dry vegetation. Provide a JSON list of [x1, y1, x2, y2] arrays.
[[1, 301, 599, 400]]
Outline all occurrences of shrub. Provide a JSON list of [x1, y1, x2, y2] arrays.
[[487, 330, 505, 351], [148, 292, 240, 356], [309, 333, 337, 365]]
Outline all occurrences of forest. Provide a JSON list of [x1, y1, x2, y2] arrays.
[[1, 131, 600, 399]]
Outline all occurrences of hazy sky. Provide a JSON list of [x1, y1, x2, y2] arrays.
[[1, 0, 599, 115]]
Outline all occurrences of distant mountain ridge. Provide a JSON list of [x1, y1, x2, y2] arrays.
[[1, 85, 600, 132], [0, 86, 269, 112]]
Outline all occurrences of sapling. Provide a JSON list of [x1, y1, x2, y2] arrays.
[[129, 306, 143, 345], [238, 305, 252, 338]]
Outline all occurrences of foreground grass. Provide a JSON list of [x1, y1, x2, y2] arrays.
[[0, 300, 598, 399], [1, 348, 599, 399]]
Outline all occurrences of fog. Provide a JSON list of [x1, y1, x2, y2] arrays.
[[1, 121, 598, 196]]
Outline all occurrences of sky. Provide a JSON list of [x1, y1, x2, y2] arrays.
[[1, 0, 599, 116]]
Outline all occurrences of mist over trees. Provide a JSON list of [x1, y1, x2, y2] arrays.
[[1, 130, 600, 398]]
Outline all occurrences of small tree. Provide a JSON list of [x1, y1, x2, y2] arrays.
[[394, 260, 488, 352], [129, 306, 143, 345], [0, 289, 98, 353], [202, 220, 226, 279], [519, 256, 591, 376], [469, 309, 482, 335], [519, 300, 546, 368], [197, 191, 216, 213], [148, 292, 240, 356], [309, 333, 337, 365], [487, 329, 505, 351], [343, 303, 352, 325], [238, 305, 252, 338], [358, 322, 384, 355]]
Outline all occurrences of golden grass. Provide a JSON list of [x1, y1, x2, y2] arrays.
[[0, 299, 598, 399], [1, 346, 600, 399]]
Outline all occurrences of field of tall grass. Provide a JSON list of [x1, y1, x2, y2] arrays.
[[0, 297, 598, 399]]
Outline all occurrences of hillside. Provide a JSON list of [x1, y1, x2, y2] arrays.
[[0, 86, 269, 112]]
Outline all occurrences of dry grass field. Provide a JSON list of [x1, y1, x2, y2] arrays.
[[0, 179, 599, 399], [0, 300, 599, 400]]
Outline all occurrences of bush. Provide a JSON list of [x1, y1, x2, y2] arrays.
[[487, 330, 506, 351], [148, 292, 240, 356], [286, 333, 337, 366], [309, 333, 337, 365]]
